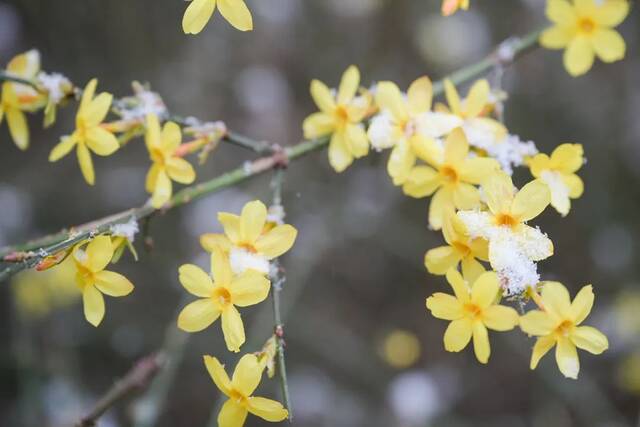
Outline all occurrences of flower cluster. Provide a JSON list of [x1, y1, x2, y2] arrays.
[[303, 64, 607, 379]]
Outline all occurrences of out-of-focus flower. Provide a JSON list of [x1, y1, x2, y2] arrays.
[[381, 329, 421, 369], [71, 236, 134, 326], [403, 128, 499, 230], [426, 269, 519, 363], [529, 143, 584, 216], [200, 200, 297, 275], [48, 79, 119, 185], [0, 50, 45, 150], [520, 282, 608, 379], [540, 0, 629, 76], [183, 0, 253, 34], [441, 0, 469, 16], [204, 354, 288, 426], [425, 212, 488, 282], [144, 114, 196, 208], [177, 248, 270, 352], [303, 65, 371, 172]]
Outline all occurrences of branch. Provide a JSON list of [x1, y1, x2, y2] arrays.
[[76, 353, 164, 427], [0, 70, 39, 89], [0, 28, 541, 283]]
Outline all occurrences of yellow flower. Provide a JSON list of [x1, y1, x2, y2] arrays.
[[0, 50, 45, 150], [200, 200, 297, 275], [368, 76, 461, 185], [403, 128, 500, 230], [425, 212, 488, 282], [144, 114, 196, 208], [540, 0, 629, 76], [72, 236, 134, 327], [441, 0, 469, 16], [177, 248, 271, 352], [182, 0, 253, 34], [303, 65, 370, 172], [520, 282, 608, 379], [426, 269, 519, 363], [528, 143, 584, 216], [204, 354, 288, 426], [49, 79, 119, 185]]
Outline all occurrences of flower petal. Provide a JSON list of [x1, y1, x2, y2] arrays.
[[443, 79, 461, 116], [247, 397, 289, 422], [86, 235, 114, 272], [217, 0, 253, 31], [443, 127, 468, 164], [231, 354, 262, 396], [203, 355, 232, 395], [426, 293, 464, 320], [520, 310, 556, 336], [471, 271, 500, 309], [6, 108, 28, 150], [49, 135, 78, 162], [472, 321, 490, 363], [161, 121, 182, 152], [94, 271, 134, 296], [424, 246, 460, 275], [407, 76, 432, 115], [563, 36, 595, 77], [530, 334, 556, 369], [445, 268, 470, 302], [550, 143, 583, 173], [387, 138, 416, 185], [483, 172, 514, 214], [310, 80, 335, 113], [541, 281, 571, 319], [83, 284, 105, 327], [458, 158, 500, 184], [411, 134, 443, 166], [79, 79, 97, 111], [179, 264, 214, 297], [464, 79, 489, 118], [443, 317, 472, 352], [511, 179, 550, 222], [337, 65, 359, 105], [239, 200, 267, 245], [555, 336, 580, 379], [592, 0, 629, 26], [328, 131, 353, 173], [592, 28, 625, 63], [452, 183, 480, 210], [77, 143, 95, 185], [302, 112, 335, 138], [217, 399, 248, 427], [375, 81, 408, 121], [570, 326, 609, 354], [82, 93, 112, 126], [201, 233, 233, 252], [563, 173, 584, 198], [403, 166, 440, 198], [461, 256, 485, 283], [428, 187, 454, 231], [211, 248, 233, 285], [546, 0, 576, 24], [482, 305, 519, 331], [254, 224, 297, 259], [221, 306, 245, 352], [151, 169, 172, 208], [85, 126, 119, 156], [540, 25, 574, 49], [182, 0, 216, 34], [178, 299, 221, 332], [166, 157, 196, 184], [345, 124, 369, 158], [568, 284, 594, 325], [230, 270, 270, 307], [218, 212, 241, 244]]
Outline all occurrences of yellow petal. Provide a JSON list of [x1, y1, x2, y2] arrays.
[[555, 336, 579, 379], [519, 310, 556, 336], [443, 317, 472, 352], [145, 163, 160, 194], [337, 65, 360, 104], [471, 271, 500, 309], [564, 36, 595, 77], [482, 305, 518, 331], [445, 268, 470, 302], [166, 157, 196, 184], [570, 326, 608, 354], [94, 271, 134, 296], [460, 256, 485, 283], [428, 187, 454, 230], [302, 112, 335, 138], [254, 224, 297, 259], [530, 334, 556, 369], [177, 298, 221, 332], [546, 0, 576, 24], [387, 138, 416, 185], [568, 284, 594, 325], [310, 79, 336, 113], [82, 93, 112, 126], [345, 124, 369, 158], [239, 200, 267, 245], [452, 183, 480, 210], [541, 281, 571, 319], [79, 79, 97, 112], [540, 25, 575, 49], [469, 237, 489, 261], [7, 49, 40, 77], [443, 127, 469, 164], [375, 81, 408, 121], [161, 121, 182, 152], [472, 321, 490, 363], [221, 306, 245, 352], [151, 170, 172, 208], [83, 284, 105, 327], [49, 135, 78, 162], [231, 354, 262, 396], [464, 79, 489, 118], [528, 153, 551, 177], [86, 236, 114, 272], [203, 355, 232, 395], [563, 173, 584, 198], [411, 134, 443, 166], [426, 293, 463, 320], [145, 113, 162, 150], [424, 246, 460, 275], [200, 233, 233, 253], [511, 179, 550, 222], [458, 158, 500, 184], [247, 397, 288, 422], [407, 76, 432, 115], [85, 126, 119, 156], [6, 108, 28, 150], [212, 248, 233, 285], [402, 165, 440, 198], [592, 28, 625, 63], [218, 212, 241, 243], [179, 264, 214, 297], [182, 0, 216, 34], [328, 130, 353, 172], [218, 0, 253, 31], [592, 0, 629, 26], [550, 143, 583, 173], [443, 79, 461, 116], [483, 172, 514, 214], [230, 270, 270, 307], [217, 399, 248, 427], [77, 143, 95, 185]]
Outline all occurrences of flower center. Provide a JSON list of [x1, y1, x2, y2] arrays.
[[334, 105, 350, 126], [452, 241, 471, 257], [578, 17, 595, 34], [229, 389, 248, 405], [555, 319, 574, 337], [464, 303, 482, 319], [150, 147, 166, 165], [440, 165, 458, 183], [212, 287, 232, 308], [238, 242, 257, 253], [494, 213, 518, 228]]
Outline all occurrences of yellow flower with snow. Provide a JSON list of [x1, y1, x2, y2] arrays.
[[144, 114, 196, 208], [540, 0, 629, 76], [204, 354, 288, 426], [426, 269, 519, 363], [403, 128, 500, 230], [303, 65, 370, 172], [368, 76, 461, 185], [200, 200, 297, 275], [182, 0, 253, 34], [529, 143, 584, 216], [177, 248, 271, 352], [520, 282, 608, 379], [441, 0, 469, 16], [0, 50, 45, 150], [425, 212, 488, 282], [72, 236, 134, 326], [49, 79, 119, 185]]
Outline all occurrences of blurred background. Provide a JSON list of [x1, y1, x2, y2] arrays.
[[0, 0, 639, 426]]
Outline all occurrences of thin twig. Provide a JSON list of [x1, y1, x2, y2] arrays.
[[76, 353, 164, 427], [0, 70, 40, 89]]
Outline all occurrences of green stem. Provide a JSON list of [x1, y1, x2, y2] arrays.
[[0, 71, 39, 89]]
